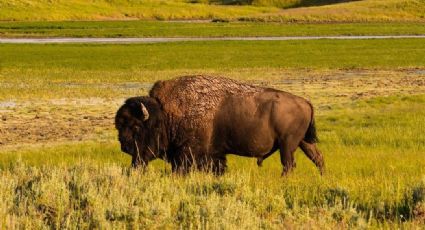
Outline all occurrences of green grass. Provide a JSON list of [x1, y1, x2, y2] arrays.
[[1, 39, 424, 71], [1, 21, 425, 38], [0, 142, 128, 168], [1, 37, 425, 227], [0, 0, 424, 22], [1, 39, 424, 100]]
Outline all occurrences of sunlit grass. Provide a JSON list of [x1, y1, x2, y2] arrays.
[[1, 21, 425, 38], [2, 40, 424, 71], [1, 40, 424, 101], [0, 0, 424, 22], [0, 0, 277, 21], [248, 0, 425, 22], [1, 37, 424, 227]]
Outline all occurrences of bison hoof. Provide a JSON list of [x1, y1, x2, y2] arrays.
[[257, 158, 263, 167], [319, 167, 325, 176], [281, 167, 294, 176], [281, 170, 290, 177]]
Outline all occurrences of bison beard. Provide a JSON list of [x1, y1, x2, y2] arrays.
[[115, 75, 325, 176]]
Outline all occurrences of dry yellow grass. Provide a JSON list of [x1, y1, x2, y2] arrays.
[[0, 0, 424, 22], [260, 0, 425, 22]]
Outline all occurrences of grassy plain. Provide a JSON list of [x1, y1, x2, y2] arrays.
[[1, 39, 425, 228], [1, 39, 425, 99], [1, 21, 425, 38], [0, 0, 424, 22]]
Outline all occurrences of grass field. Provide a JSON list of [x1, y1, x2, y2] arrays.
[[1, 37, 425, 228], [1, 21, 425, 38], [0, 0, 424, 22], [1, 39, 425, 100]]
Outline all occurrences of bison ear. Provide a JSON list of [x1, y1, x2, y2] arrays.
[[141, 102, 149, 121]]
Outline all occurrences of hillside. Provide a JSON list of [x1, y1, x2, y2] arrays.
[[0, 0, 424, 22], [261, 0, 425, 22]]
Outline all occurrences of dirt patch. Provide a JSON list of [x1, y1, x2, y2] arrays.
[[0, 98, 123, 148], [54, 82, 153, 90], [0, 100, 16, 108], [246, 69, 425, 105]]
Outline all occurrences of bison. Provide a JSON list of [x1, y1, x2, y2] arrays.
[[115, 76, 324, 175]]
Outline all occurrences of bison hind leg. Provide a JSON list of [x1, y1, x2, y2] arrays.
[[299, 140, 325, 175]]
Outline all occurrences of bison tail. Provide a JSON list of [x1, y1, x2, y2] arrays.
[[304, 101, 318, 144]]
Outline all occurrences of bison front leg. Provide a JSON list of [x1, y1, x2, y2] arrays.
[[194, 156, 227, 176], [131, 156, 139, 167], [171, 163, 189, 175], [171, 162, 191, 175], [131, 155, 148, 171], [211, 156, 227, 176], [170, 153, 193, 175]]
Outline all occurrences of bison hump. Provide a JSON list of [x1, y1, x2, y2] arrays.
[[150, 75, 263, 127]]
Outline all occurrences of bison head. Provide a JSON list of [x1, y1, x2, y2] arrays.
[[115, 96, 167, 167]]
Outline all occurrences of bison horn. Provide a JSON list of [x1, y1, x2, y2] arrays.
[[140, 103, 149, 121]]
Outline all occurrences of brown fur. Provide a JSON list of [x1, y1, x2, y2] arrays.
[[115, 75, 324, 175]]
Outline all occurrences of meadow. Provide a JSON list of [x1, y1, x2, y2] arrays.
[[0, 0, 424, 22], [0, 37, 425, 228], [1, 39, 425, 99], [1, 21, 425, 38]]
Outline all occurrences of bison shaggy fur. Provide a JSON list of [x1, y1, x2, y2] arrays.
[[115, 75, 324, 175]]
